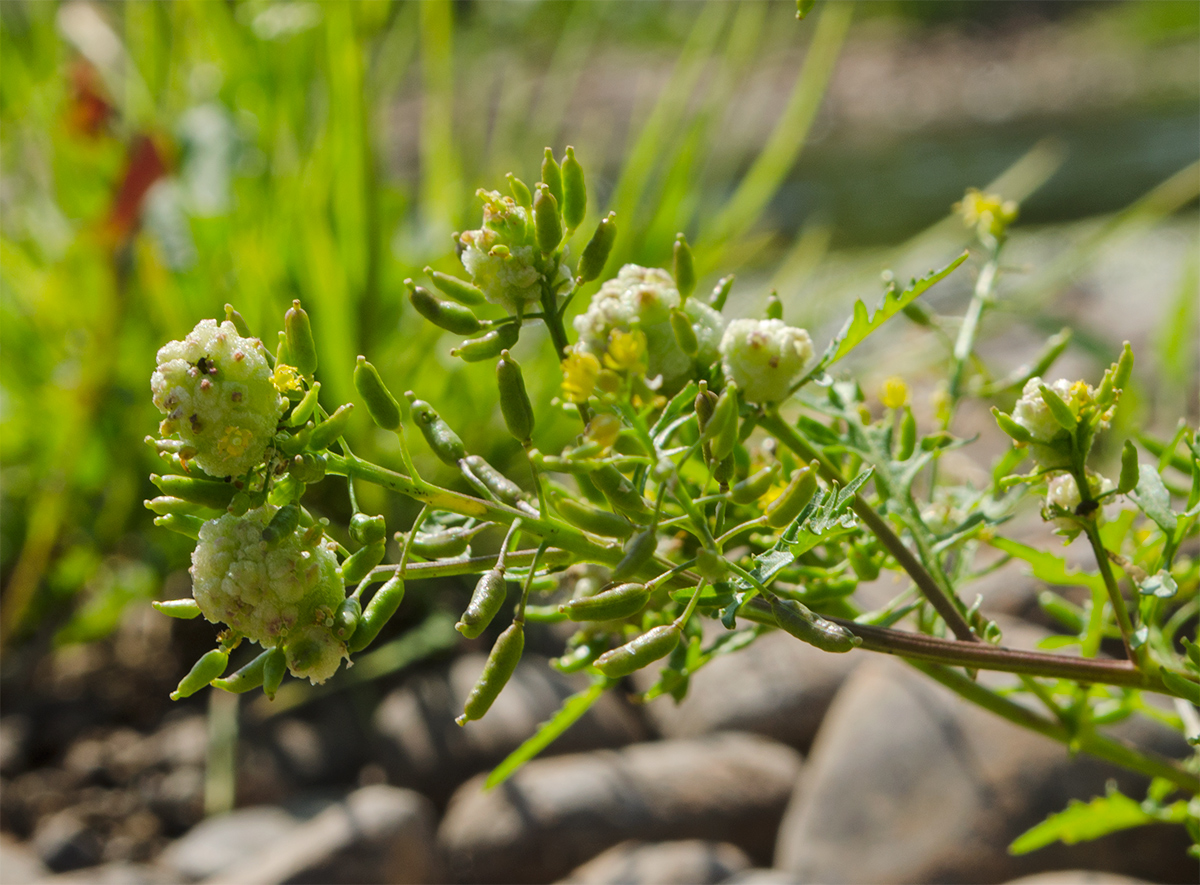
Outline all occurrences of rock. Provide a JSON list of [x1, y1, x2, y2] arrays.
[[202, 785, 438, 885], [0, 833, 49, 884], [159, 807, 300, 881], [32, 810, 103, 872], [631, 629, 859, 751], [774, 656, 1197, 884], [1001, 874, 1154, 885], [558, 840, 751, 884], [373, 653, 646, 802], [438, 732, 802, 884], [0, 715, 31, 777], [32, 861, 174, 884], [721, 871, 801, 884]]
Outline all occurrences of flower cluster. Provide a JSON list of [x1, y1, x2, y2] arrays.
[[1045, 472, 1113, 534], [957, 188, 1018, 241], [719, 318, 813, 403]]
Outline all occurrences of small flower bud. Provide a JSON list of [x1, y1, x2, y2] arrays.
[[171, 649, 230, 700], [350, 513, 387, 545], [765, 291, 783, 320], [224, 304, 252, 339], [506, 173, 533, 209], [288, 382, 321, 427], [669, 308, 699, 357], [541, 147, 564, 207], [709, 274, 734, 311]]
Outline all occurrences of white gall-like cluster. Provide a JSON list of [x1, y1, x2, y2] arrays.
[[1045, 472, 1112, 533], [719, 318, 813, 403]]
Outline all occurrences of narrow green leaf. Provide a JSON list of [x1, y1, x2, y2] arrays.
[[1130, 465, 1178, 534], [988, 536, 1105, 593], [1160, 669, 1200, 704], [1009, 790, 1157, 855]]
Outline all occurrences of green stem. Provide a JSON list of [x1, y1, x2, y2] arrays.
[[1080, 500, 1138, 664], [948, 243, 1001, 406]]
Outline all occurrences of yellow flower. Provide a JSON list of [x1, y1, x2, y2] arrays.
[[218, 425, 253, 459], [561, 350, 601, 404], [955, 188, 1018, 240], [272, 363, 302, 394], [585, 413, 622, 451], [880, 376, 909, 410], [603, 328, 647, 373]]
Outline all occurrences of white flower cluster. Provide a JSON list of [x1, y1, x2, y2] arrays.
[[191, 506, 348, 684], [719, 318, 813, 403], [1045, 472, 1113, 533], [573, 264, 724, 390], [151, 320, 285, 477]]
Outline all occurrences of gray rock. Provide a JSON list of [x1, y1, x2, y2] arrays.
[[1001, 873, 1154, 885], [438, 732, 802, 884], [159, 806, 300, 881], [632, 629, 859, 751], [774, 656, 1197, 884], [720, 871, 801, 885], [32, 810, 102, 873], [0, 833, 49, 884], [202, 785, 438, 885], [32, 861, 174, 884], [558, 840, 751, 884], [0, 716, 31, 777], [373, 653, 646, 801]]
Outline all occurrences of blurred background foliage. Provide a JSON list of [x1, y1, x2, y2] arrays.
[[1, 0, 1196, 660]]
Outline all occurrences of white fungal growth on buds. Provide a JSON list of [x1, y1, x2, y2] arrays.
[[191, 506, 348, 684], [719, 318, 813, 403], [1045, 472, 1113, 533], [573, 264, 724, 391], [151, 320, 285, 477], [1011, 376, 1106, 465]]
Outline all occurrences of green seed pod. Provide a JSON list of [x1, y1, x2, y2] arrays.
[[765, 462, 818, 528], [353, 356, 402, 431], [703, 383, 739, 463], [348, 574, 406, 653], [307, 404, 354, 452], [289, 452, 326, 485], [766, 291, 784, 320], [769, 597, 859, 653], [144, 496, 217, 518], [594, 624, 681, 678], [407, 395, 466, 466], [541, 147, 564, 207], [991, 407, 1033, 444], [269, 473, 306, 506], [456, 569, 509, 639], [151, 474, 237, 510], [426, 267, 488, 307], [342, 539, 386, 585], [497, 350, 535, 443], [262, 504, 300, 546], [289, 382, 322, 427], [673, 233, 696, 301], [695, 381, 718, 433], [561, 146, 586, 231], [461, 455, 525, 505], [730, 463, 781, 504], [1038, 383, 1078, 432], [458, 623, 524, 725], [533, 184, 563, 254], [279, 422, 314, 457], [226, 490, 253, 517], [507, 173, 533, 209], [560, 582, 650, 622], [276, 331, 292, 369], [709, 274, 734, 311], [1112, 341, 1133, 392], [152, 599, 202, 620], [1117, 439, 1139, 494], [611, 529, 657, 582], [555, 496, 635, 538], [409, 283, 483, 336], [713, 453, 736, 486], [171, 649, 230, 700], [847, 543, 880, 582], [154, 513, 204, 539], [578, 212, 616, 284], [450, 323, 520, 362], [224, 304, 252, 339], [409, 527, 472, 559], [262, 646, 287, 700], [284, 300, 318, 376], [669, 308, 699, 357], [589, 464, 652, 522], [896, 406, 917, 461], [552, 638, 605, 673], [333, 597, 362, 641], [212, 648, 271, 693], [350, 513, 387, 545]]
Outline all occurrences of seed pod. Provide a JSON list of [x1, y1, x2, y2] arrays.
[[673, 233, 696, 301], [896, 406, 917, 461], [279, 422, 313, 457], [497, 350, 535, 443], [353, 356, 402, 431], [333, 597, 362, 641], [153, 599, 202, 620], [457, 623, 524, 725], [151, 474, 237, 510], [769, 597, 859, 653], [1038, 383, 1078, 432], [307, 403, 354, 451], [1112, 341, 1133, 392], [289, 452, 326, 484], [764, 462, 818, 528], [451, 323, 520, 362], [461, 455, 525, 505], [350, 513, 387, 545], [348, 574, 406, 652], [276, 331, 292, 368], [269, 474, 306, 507], [409, 283, 483, 336], [284, 300, 318, 376], [578, 212, 616, 283], [555, 496, 635, 538], [212, 648, 271, 693], [407, 395, 466, 465], [154, 513, 204, 539], [713, 453, 735, 486], [144, 496, 217, 518], [847, 544, 880, 582], [709, 274, 734, 311], [262, 647, 287, 700], [342, 539, 386, 585], [506, 173, 533, 208], [409, 527, 472, 559], [541, 147, 564, 206], [611, 529, 657, 581], [262, 504, 300, 546], [593, 624, 681, 678], [669, 308, 699, 357], [561, 146, 586, 231], [560, 582, 650, 622], [456, 569, 509, 638], [552, 638, 605, 673], [695, 381, 718, 433], [730, 463, 781, 504], [589, 464, 652, 522], [702, 383, 739, 463], [765, 291, 783, 320], [425, 267, 487, 307], [533, 184, 563, 254], [992, 407, 1033, 444], [224, 304, 252, 339], [1117, 439, 1139, 494], [289, 382, 322, 427], [171, 649, 230, 700]]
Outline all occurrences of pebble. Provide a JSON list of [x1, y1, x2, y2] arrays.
[[159, 806, 300, 881], [31, 810, 102, 873], [557, 839, 751, 884], [0, 832, 49, 884], [0, 716, 31, 777], [32, 861, 174, 884], [438, 732, 802, 883], [1001, 873, 1154, 885]]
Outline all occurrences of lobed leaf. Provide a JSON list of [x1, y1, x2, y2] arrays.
[[1009, 790, 1162, 855], [1130, 465, 1178, 535], [988, 536, 1105, 593]]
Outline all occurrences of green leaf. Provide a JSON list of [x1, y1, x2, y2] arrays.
[[1009, 790, 1157, 855], [823, 253, 968, 367], [988, 536, 1106, 593], [1159, 669, 1200, 704], [485, 677, 611, 789], [1130, 465, 1178, 534], [1117, 440, 1139, 494], [1138, 570, 1177, 599]]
